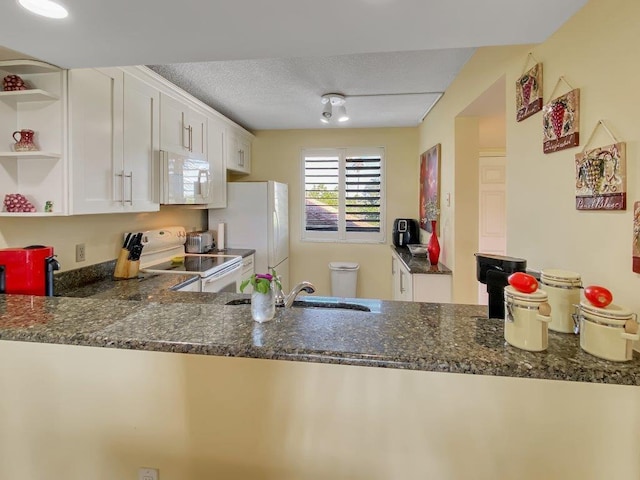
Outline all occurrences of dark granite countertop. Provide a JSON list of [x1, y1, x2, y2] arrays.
[[391, 245, 452, 275], [0, 262, 638, 385]]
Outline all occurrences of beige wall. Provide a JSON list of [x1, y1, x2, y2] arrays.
[[2, 340, 640, 480], [453, 117, 480, 303], [420, 0, 640, 312], [0, 207, 206, 271], [246, 128, 419, 300], [479, 115, 506, 151]]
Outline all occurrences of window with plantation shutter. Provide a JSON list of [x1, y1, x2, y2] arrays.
[[302, 147, 385, 243]]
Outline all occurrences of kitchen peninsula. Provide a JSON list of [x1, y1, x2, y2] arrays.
[[1, 276, 639, 479]]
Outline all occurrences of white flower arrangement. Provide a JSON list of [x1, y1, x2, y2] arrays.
[[425, 200, 440, 221]]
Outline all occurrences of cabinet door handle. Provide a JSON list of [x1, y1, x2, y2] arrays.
[[399, 271, 405, 294], [115, 170, 125, 205], [182, 112, 189, 150], [238, 149, 244, 167], [199, 169, 210, 200], [189, 125, 193, 152], [125, 171, 133, 204], [391, 257, 396, 275]]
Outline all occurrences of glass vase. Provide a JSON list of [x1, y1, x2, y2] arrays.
[[427, 219, 441, 266], [251, 290, 275, 323]]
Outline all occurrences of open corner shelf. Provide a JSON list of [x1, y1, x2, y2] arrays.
[[0, 89, 59, 105], [0, 151, 61, 159], [0, 211, 66, 217], [0, 59, 61, 75]]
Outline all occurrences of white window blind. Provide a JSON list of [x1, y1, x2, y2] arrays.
[[302, 147, 385, 243]]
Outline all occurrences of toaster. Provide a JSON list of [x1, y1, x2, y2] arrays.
[[185, 231, 215, 253]]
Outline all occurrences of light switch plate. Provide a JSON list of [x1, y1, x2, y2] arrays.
[[138, 468, 158, 480]]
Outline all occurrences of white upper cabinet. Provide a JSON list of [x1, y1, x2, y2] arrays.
[[69, 67, 124, 214], [206, 115, 227, 208], [189, 108, 207, 160], [0, 60, 67, 216], [1, 60, 253, 217], [69, 67, 159, 214], [122, 71, 160, 212], [159, 93, 207, 161], [226, 127, 251, 174]]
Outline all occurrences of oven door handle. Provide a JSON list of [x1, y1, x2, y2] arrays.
[[201, 263, 242, 284]]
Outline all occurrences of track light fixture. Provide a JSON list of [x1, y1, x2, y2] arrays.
[[320, 93, 348, 124]]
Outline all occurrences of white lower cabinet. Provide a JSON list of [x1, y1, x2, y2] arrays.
[[391, 250, 452, 303], [391, 253, 413, 301], [69, 67, 159, 214]]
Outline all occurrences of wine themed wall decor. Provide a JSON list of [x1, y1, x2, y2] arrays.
[[634, 201, 640, 273], [419, 143, 441, 233], [516, 61, 543, 122], [575, 142, 626, 210], [575, 120, 625, 211], [543, 87, 580, 153]]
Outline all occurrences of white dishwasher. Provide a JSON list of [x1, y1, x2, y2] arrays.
[[239, 254, 255, 292]]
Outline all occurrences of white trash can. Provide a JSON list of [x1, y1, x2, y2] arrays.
[[329, 262, 359, 298]]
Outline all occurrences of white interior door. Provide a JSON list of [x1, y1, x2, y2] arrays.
[[478, 155, 507, 304]]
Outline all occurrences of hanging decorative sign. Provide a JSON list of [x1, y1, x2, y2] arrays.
[[542, 77, 580, 153], [575, 120, 626, 210], [516, 54, 543, 122], [634, 202, 640, 273]]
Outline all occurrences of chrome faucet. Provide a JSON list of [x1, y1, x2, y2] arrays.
[[274, 281, 316, 308]]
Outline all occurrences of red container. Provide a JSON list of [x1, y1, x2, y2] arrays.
[[0, 246, 58, 296]]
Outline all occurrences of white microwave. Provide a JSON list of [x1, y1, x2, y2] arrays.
[[159, 150, 211, 205]]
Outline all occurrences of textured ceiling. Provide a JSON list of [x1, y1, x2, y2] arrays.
[[0, 0, 589, 130], [148, 49, 475, 130]]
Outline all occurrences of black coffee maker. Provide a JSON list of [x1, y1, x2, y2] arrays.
[[475, 253, 527, 319], [392, 219, 419, 247]]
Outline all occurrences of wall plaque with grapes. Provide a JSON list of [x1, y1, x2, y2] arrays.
[[516, 63, 543, 122], [543, 89, 580, 153], [575, 142, 626, 210]]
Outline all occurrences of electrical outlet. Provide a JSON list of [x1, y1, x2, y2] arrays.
[[75, 243, 86, 262], [138, 468, 158, 480]]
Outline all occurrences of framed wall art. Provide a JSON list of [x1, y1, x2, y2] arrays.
[[575, 121, 626, 211], [419, 143, 441, 233], [634, 201, 640, 273], [633, 202, 640, 273], [516, 61, 543, 122], [543, 77, 580, 153], [575, 142, 626, 210]]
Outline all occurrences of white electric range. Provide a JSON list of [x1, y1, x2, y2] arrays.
[[138, 226, 242, 293]]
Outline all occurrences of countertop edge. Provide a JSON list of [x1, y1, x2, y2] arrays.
[[1, 326, 637, 386]]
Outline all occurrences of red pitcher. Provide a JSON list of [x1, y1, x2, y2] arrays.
[[12, 129, 37, 151]]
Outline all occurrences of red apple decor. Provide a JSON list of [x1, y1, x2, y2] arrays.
[[3, 75, 28, 91], [584, 285, 613, 308], [3, 193, 36, 212], [508, 272, 539, 294]]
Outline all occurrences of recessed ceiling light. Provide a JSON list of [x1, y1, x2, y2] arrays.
[[18, 0, 68, 19]]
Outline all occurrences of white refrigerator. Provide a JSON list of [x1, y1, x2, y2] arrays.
[[208, 181, 289, 291]]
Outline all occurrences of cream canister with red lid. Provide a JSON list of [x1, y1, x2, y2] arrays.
[[504, 286, 552, 352], [574, 301, 639, 362], [539, 269, 582, 333]]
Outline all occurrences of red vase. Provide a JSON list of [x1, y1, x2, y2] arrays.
[[427, 220, 440, 265]]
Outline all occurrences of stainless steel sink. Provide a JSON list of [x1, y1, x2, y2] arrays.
[[225, 297, 371, 312]]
